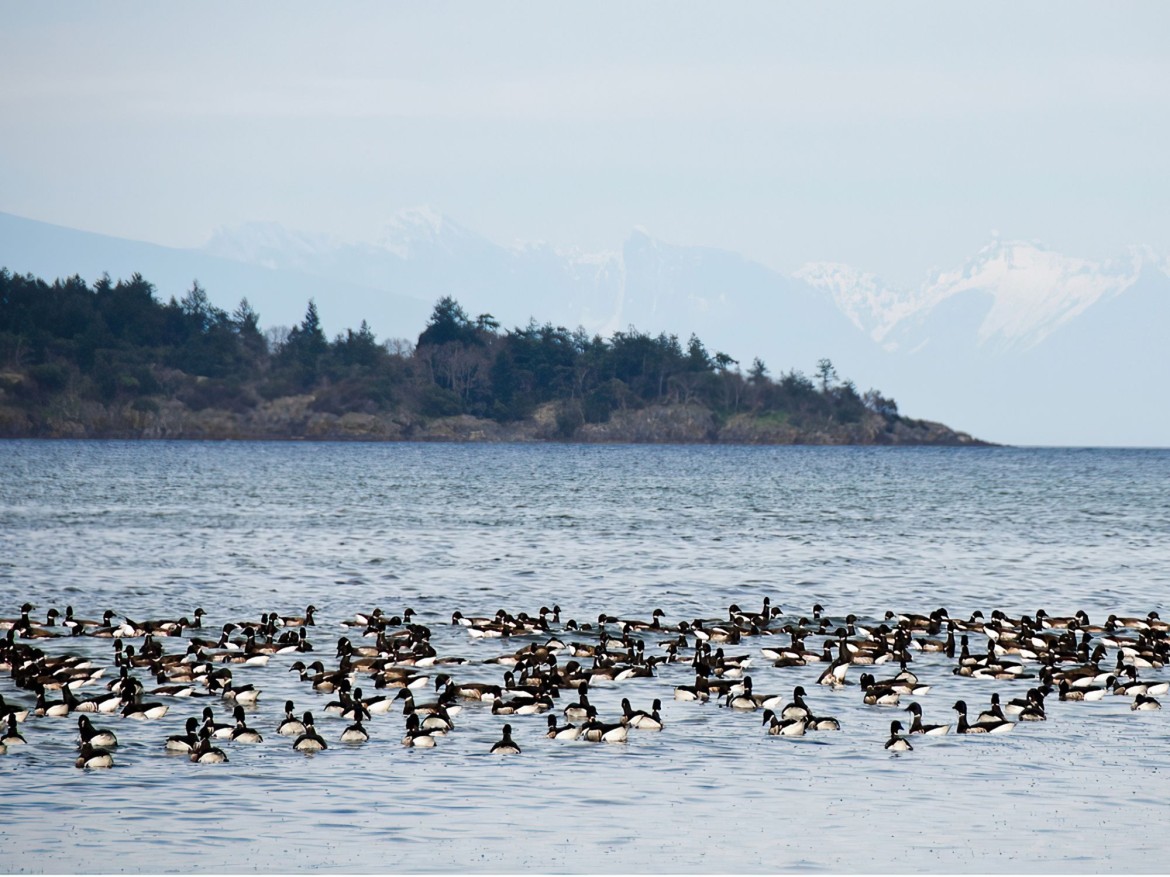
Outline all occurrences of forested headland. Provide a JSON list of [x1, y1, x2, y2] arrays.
[[0, 269, 986, 444]]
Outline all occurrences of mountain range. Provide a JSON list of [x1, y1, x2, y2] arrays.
[[2, 208, 1167, 446]]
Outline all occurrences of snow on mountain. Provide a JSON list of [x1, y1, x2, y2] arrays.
[[797, 240, 1150, 351], [793, 262, 927, 344], [204, 221, 342, 271], [373, 205, 481, 259]]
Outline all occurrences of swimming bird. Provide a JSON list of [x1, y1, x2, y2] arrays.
[[2, 715, 28, 746], [1058, 679, 1107, 702], [229, 705, 263, 743], [580, 708, 628, 743], [190, 733, 229, 764], [1132, 694, 1162, 711], [674, 675, 710, 702], [976, 694, 1009, 724], [546, 715, 582, 740], [805, 714, 842, 731], [292, 712, 328, 752], [491, 723, 521, 754], [166, 717, 201, 753], [884, 720, 913, 752], [621, 698, 664, 730], [402, 713, 437, 748], [762, 709, 807, 737], [339, 718, 370, 744], [903, 702, 950, 735], [200, 706, 233, 740], [953, 700, 1013, 734], [277, 701, 306, 736], [76, 715, 117, 748], [75, 742, 115, 768]]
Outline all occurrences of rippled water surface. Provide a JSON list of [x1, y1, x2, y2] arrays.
[[1, 441, 1169, 873]]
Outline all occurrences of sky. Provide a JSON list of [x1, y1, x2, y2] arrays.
[[2, 1, 1169, 288]]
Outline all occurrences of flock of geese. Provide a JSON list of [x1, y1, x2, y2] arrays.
[[0, 597, 1167, 766]]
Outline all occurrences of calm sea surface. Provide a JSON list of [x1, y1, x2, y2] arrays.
[[1, 441, 1168, 873]]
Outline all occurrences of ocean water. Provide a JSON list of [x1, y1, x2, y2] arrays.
[[1, 440, 1168, 873]]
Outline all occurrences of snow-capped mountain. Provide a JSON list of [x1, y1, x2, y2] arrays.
[[797, 239, 1152, 352]]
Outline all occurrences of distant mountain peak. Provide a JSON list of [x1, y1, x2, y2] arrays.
[[373, 205, 478, 258], [797, 238, 1151, 350], [203, 221, 341, 269]]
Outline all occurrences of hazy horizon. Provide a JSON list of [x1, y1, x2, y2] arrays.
[[3, 3, 1169, 288]]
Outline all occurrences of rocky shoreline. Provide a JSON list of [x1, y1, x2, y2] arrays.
[[0, 393, 989, 446]]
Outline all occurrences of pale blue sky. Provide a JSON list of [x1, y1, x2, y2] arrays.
[[2, 1, 1168, 285]]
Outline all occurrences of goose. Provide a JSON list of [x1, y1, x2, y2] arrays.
[[401, 713, 438, 748], [621, 698, 664, 730], [190, 733, 229, 764], [884, 720, 913, 751], [1132, 694, 1162, 711], [2, 715, 28, 746], [199, 706, 234, 740], [816, 659, 850, 688], [441, 678, 502, 702], [35, 685, 71, 718], [493, 695, 553, 716], [293, 713, 328, 752], [279, 605, 316, 628], [725, 676, 760, 710], [1058, 680, 1107, 702], [580, 707, 628, 743], [563, 686, 592, 719], [674, 675, 710, 702], [76, 742, 115, 768], [76, 715, 117, 747], [166, 717, 202, 753], [351, 687, 393, 717], [761, 709, 806, 737], [953, 700, 1013, 734], [860, 674, 900, 706], [122, 698, 169, 720], [976, 694, 1009, 725], [546, 715, 582, 740], [339, 718, 370, 744], [277, 701, 306, 736], [211, 674, 261, 705], [765, 686, 804, 720], [229, 705, 263, 743], [490, 723, 521, 754], [0, 603, 36, 632], [903, 702, 950, 735], [805, 714, 842, 731], [396, 688, 462, 719], [0, 694, 30, 724]]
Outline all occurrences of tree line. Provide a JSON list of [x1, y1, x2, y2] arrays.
[[0, 269, 901, 435]]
